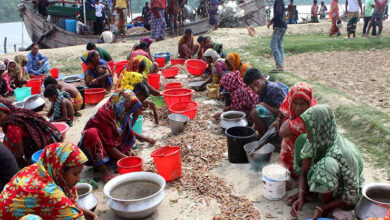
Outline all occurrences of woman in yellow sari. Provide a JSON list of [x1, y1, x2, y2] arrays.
[[225, 52, 252, 78]]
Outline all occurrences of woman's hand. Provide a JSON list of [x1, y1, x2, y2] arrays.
[[145, 137, 156, 145], [312, 208, 323, 220], [269, 120, 280, 131], [290, 197, 304, 217], [81, 207, 99, 220]]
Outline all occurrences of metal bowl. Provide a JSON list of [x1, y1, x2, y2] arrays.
[[23, 94, 45, 112], [64, 76, 81, 83], [355, 183, 390, 219], [76, 183, 98, 211], [189, 81, 205, 90], [168, 113, 190, 135], [13, 101, 25, 108], [104, 172, 166, 219], [220, 111, 248, 130]]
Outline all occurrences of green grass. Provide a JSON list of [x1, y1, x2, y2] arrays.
[[245, 33, 390, 56]]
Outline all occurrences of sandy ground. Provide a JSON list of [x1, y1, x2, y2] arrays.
[[1, 21, 390, 219]]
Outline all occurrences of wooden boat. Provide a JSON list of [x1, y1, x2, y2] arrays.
[[19, 0, 265, 49]]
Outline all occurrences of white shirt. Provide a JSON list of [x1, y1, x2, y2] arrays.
[[76, 21, 85, 34], [101, 30, 113, 43], [95, 4, 105, 17], [348, 0, 360, 12]]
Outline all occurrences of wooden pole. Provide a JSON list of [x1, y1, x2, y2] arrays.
[[3, 37, 7, 54], [14, 44, 17, 52], [83, 0, 87, 25]]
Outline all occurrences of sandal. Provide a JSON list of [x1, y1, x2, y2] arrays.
[[102, 174, 116, 183]]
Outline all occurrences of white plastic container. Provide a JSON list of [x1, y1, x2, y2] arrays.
[[262, 164, 290, 200]]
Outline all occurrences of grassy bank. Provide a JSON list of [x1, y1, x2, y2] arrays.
[[247, 34, 390, 56], [236, 35, 390, 178]]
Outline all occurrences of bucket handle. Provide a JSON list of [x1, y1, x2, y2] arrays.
[[151, 146, 180, 157], [263, 169, 291, 182]]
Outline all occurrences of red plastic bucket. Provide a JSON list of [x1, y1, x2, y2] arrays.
[[26, 79, 42, 95], [169, 101, 198, 119], [81, 63, 87, 72], [51, 122, 70, 139], [150, 146, 181, 181], [165, 82, 182, 90], [84, 88, 105, 105], [147, 73, 160, 90], [161, 88, 194, 107], [107, 60, 115, 78], [185, 59, 208, 76], [117, 156, 143, 175], [170, 58, 186, 65], [50, 68, 59, 79], [156, 57, 165, 68], [115, 61, 128, 77]]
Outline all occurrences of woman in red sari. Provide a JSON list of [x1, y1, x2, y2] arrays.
[[273, 82, 317, 175], [0, 142, 98, 220], [329, 0, 341, 36]]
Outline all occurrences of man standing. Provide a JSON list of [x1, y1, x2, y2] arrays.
[[346, 0, 362, 38], [366, 0, 388, 36], [94, 0, 105, 35], [26, 43, 50, 75], [142, 2, 151, 30], [363, 0, 377, 36], [111, 0, 130, 43], [168, 0, 179, 37], [267, 0, 287, 73], [286, 0, 297, 24]]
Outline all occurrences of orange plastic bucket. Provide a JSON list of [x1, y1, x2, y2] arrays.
[[150, 146, 181, 181], [117, 156, 143, 175], [50, 68, 59, 79], [147, 73, 160, 90]]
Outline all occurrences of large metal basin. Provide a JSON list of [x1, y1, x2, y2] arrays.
[[23, 94, 45, 112], [103, 172, 166, 219], [355, 183, 390, 219]]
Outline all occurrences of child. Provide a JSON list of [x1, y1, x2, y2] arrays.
[[319, 1, 327, 19], [44, 85, 74, 126], [311, 0, 319, 22], [178, 28, 200, 59], [44, 76, 83, 113]]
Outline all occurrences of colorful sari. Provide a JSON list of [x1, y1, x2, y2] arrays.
[[294, 105, 364, 205], [115, 71, 143, 91], [225, 52, 252, 78], [329, 0, 340, 36], [279, 82, 317, 174], [220, 70, 258, 115], [78, 89, 142, 165], [203, 49, 226, 84], [8, 57, 30, 87], [81, 51, 113, 91], [130, 55, 153, 78], [0, 98, 63, 160], [0, 142, 88, 219]]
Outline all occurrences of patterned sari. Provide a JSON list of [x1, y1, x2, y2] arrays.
[[0, 142, 88, 219], [279, 82, 317, 174], [294, 105, 364, 205], [225, 52, 252, 78], [329, 0, 340, 36], [81, 51, 113, 91], [78, 90, 142, 165]]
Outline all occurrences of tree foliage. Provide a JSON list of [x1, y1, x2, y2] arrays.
[[0, 0, 21, 22]]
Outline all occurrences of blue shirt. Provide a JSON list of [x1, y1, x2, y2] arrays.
[[258, 80, 286, 109], [26, 52, 48, 75]]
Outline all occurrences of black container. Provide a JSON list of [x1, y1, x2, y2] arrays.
[[223, 91, 231, 107], [77, 86, 86, 110], [225, 126, 256, 163]]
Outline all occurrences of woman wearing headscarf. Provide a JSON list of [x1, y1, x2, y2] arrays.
[[329, 0, 341, 36], [225, 52, 252, 78], [198, 49, 226, 91], [78, 88, 155, 182], [81, 50, 113, 91], [290, 105, 364, 219], [0, 142, 98, 220], [0, 98, 63, 168], [7, 55, 30, 88], [272, 82, 317, 175], [0, 61, 11, 97], [219, 70, 258, 116]]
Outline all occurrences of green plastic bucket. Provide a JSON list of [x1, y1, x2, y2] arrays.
[[15, 87, 31, 101], [133, 115, 143, 134], [148, 96, 165, 107]]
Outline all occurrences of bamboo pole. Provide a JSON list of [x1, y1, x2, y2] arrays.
[[3, 37, 7, 54]]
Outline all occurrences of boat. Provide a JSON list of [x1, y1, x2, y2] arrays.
[[18, 0, 266, 49]]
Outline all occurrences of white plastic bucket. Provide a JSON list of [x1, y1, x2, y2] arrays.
[[262, 164, 290, 200]]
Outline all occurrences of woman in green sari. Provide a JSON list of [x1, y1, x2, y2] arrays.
[[290, 105, 365, 219]]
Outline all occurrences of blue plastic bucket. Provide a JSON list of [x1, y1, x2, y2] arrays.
[[65, 19, 77, 33], [277, 82, 289, 95], [15, 87, 31, 101], [31, 149, 43, 163], [133, 115, 143, 134]]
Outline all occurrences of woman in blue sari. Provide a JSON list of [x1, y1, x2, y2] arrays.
[[81, 50, 113, 91]]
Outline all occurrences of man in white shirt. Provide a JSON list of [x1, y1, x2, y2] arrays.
[[101, 28, 113, 43], [94, 1, 105, 35], [346, 0, 362, 38]]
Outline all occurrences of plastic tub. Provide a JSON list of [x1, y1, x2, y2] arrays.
[[170, 58, 186, 65], [244, 142, 274, 171], [115, 60, 128, 77], [50, 68, 59, 79], [84, 88, 106, 105], [165, 82, 182, 90], [148, 96, 165, 107], [169, 101, 198, 119], [162, 66, 179, 78], [31, 149, 43, 163], [161, 88, 194, 107], [185, 59, 208, 76], [153, 52, 171, 63], [225, 126, 256, 163], [51, 122, 70, 139], [82, 63, 87, 73], [65, 19, 77, 33], [26, 79, 42, 95], [150, 146, 181, 181], [117, 156, 143, 175], [147, 73, 160, 90], [262, 164, 290, 200], [14, 87, 31, 101], [156, 57, 165, 68], [133, 115, 143, 134]]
